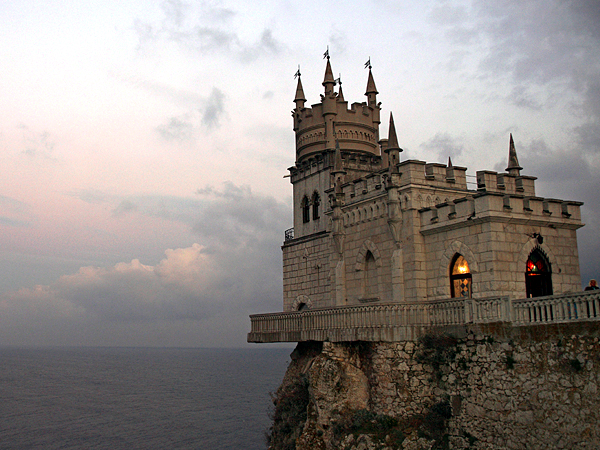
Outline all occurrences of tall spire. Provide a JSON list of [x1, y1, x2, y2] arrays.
[[294, 70, 306, 109], [365, 68, 378, 96], [384, 113, 402, 173], [365, 58, 378, 108], [506, 133, 522, 176], [322, 51, 335, 95], [336, 75, 344, 102], [387, 113, 399, 149]]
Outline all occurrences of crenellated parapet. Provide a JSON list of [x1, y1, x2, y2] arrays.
[[294, 102, 381, 162], [419, 192, 583, 231]]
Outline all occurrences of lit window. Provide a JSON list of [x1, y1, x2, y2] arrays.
[[450, 254, 472, 298], [525, 249, 552, 298]]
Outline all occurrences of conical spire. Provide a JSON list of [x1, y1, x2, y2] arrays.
[[365, 68, 378, 95], [446, 157, 456, 182], [322, 56, 335, 94], [294, 76, 306, 109], [387, 113, 400, 150], [385, 113, 402, 174], [506, 133, 522, 176], [337, 79, 345, 102], [332, 139, 346, 175]]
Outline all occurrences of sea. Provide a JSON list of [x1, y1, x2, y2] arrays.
[[0, 346, 292, 450]]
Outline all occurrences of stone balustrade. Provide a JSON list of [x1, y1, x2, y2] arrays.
[[248, 291, 600, 343]]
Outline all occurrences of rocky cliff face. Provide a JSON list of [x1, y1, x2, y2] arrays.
[[266, 324, 600, 450]]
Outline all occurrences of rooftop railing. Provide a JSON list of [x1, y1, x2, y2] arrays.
[[248, 291, 600, 343]]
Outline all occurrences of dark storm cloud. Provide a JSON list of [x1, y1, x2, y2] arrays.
[[0, 184, 291, 346], [426, 0, 600, 284]]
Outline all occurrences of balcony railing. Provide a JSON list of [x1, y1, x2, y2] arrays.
[[248, 291, 600, 343], [284, 227, 294, 241]]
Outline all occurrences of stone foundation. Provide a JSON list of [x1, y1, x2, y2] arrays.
[[267, 323, 600, 449]]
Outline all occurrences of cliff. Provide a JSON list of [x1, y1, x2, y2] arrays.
[[266, 323, 600, 449]]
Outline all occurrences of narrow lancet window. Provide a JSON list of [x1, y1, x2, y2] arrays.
[[450, 254, 472, 298], [301, 196, 310, 223], [312, 192, 320, 220]]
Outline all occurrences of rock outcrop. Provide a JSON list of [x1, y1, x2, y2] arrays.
[[266, 323, 600, 449]]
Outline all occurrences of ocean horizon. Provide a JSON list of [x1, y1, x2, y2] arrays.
[[0, 346, 292, 449]]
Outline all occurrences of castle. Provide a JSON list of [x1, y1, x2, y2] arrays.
[[248, 57, 589, 344]]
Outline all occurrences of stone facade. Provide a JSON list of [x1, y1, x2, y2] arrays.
[[277, 57, 583, 318]]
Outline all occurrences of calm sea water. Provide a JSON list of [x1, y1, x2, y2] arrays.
[[0, 346, 291, 450]]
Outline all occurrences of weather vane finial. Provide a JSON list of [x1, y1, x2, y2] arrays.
[[335, 73, 342, 86], [364, 57, 372, 70], [294, 65, 301, 79], [323, 46, 330, 60]]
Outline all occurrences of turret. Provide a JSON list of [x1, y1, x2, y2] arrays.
[[322, 56, 337, 150], [364, 62, 380, 139], [292, 57, 382, 165], [506, 133, 523, 176], [365, 66, 378, 107], [294, 75, 306, 110], [384, 113, 402, 175]]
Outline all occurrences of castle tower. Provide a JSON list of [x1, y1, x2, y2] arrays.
[[290, 57, 383, 239]]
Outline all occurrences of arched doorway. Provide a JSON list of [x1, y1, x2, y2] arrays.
[[450, 254, 472, 298], [525, 248, 552, 298]]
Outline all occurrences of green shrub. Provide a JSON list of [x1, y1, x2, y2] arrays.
[[266, 374, 310, 450]]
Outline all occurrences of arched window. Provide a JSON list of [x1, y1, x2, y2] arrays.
[[526, 248, 552, 298], [364, 251, 378, 299], [301, 196, 310, 223], [450, 254, 472, 298], [312, 192, 320, 220]]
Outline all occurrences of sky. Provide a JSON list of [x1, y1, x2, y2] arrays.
[[0, 0, 598, 348]]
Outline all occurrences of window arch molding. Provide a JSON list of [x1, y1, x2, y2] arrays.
[[518, 239, 557, 274], [292, 295, 313, 311], [440, 241, 479, 275], [355, 240, 382, 271]]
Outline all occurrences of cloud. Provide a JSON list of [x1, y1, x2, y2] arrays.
[[420, 132, 465, 162], [17, 124, 57, 161], [0, 184, 291, 347], [201, 87, 225, 128], [0, 195, 34, 228], [153, 86, 226, 138], [156, 115, 195, 141], [135, 0, 282, 62]]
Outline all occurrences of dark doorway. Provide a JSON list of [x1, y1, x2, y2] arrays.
[[525, 248, 552, 298]]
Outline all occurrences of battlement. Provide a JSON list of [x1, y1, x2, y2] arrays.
[[294, 101, 380, 162], [420, 192, 583, 231], [476, 170, 536, 196]]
